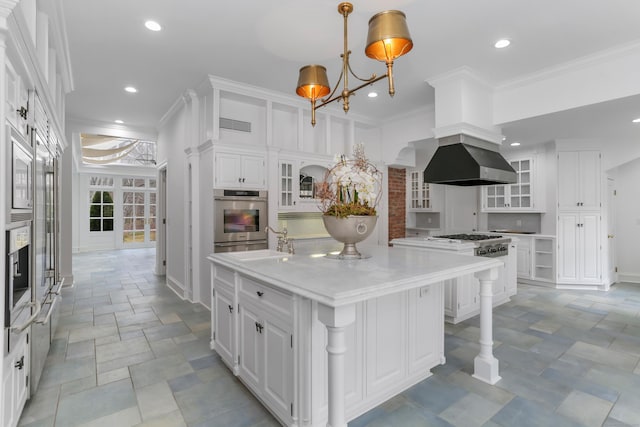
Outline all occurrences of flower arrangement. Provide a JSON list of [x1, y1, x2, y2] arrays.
[[317, 143, 382, 218]]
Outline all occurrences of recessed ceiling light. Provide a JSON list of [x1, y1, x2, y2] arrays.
[[124, 86, 138, 93], [494, 39, 511, 49], [114, 120, 124, 124], [633, 118, 640, 123], [145, 20, 162, 31], [510, 142, 521, 146], [368, 91, 378, 98]]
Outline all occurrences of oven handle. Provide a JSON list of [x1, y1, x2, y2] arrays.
[[10, 300, 42, 334], [35, 295, 59, 325]]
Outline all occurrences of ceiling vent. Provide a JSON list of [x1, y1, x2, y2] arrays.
[[220, 117, 251, 133]]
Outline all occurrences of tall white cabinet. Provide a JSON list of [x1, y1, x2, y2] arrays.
[[556, 151, 604, 289]]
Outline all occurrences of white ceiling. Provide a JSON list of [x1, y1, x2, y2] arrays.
[[61, 0, 640, 146]]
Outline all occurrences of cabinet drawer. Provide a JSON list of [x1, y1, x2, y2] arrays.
[[239, 276, 292, 319]]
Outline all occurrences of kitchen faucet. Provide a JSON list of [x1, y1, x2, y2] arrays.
[[265, 226, 294, 254]]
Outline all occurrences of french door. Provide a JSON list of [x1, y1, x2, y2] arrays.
[[121, 178, 156, 247]]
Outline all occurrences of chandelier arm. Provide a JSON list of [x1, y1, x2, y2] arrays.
[[315, 73, 389, 111], [346, 60, 378, 84]]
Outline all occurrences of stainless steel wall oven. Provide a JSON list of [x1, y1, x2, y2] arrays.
[[4, 225, 35, 354], [213, 189, 268, 252]]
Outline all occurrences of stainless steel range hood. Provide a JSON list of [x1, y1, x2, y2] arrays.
[[423, 134, 517, 186]]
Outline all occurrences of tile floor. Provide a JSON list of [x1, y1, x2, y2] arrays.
[[17, 248, 640, 426]]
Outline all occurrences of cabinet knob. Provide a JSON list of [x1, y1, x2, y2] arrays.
[[15, 356, 24, 370], [228, 304, 233, 313], [608, 234, 615, 238], [256, 291, 264, 297], [238, 178, 242, 183]]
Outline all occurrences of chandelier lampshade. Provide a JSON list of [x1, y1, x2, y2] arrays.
[[296, 65, 331, 100], [365, 10, 413, 62]]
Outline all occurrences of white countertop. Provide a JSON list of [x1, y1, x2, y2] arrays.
[[485, 231, 556, 238], [208, 245, 502, 308]]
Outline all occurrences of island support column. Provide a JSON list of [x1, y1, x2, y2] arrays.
[[473, 267, 501, 385], [317, 303, 356, 427]]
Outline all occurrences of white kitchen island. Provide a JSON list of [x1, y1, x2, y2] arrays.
[[208, 245, 503, 427]]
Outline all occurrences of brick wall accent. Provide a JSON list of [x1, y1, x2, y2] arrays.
[[387, 167, 406, 243]]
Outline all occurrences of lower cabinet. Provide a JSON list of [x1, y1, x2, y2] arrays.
[[211, 263, 446, 426], [517, 237, 532, 279], [557, 213, 601, 284], [2, 333, 29, 427]]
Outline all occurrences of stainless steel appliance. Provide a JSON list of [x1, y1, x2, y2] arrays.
[[432, 233, 510, 257], [214, 189, 268, 253], [6, 125, 33, 224], [5, 225, 39, 355], [29, 98, 63, 393]]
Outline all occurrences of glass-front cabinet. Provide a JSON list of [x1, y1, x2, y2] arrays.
[[482, 158, 538, 212], [409, 171, 432, 210], [278, 157, 329, 212]]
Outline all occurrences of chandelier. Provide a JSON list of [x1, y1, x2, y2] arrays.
[[296, 2, 413, 126]]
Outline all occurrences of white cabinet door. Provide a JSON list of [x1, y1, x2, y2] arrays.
[[408, 171, 433, 210], [238, 304, 262, 391], [558, 214, 579, 281], [2, 333, 28, 427], [408, 284, 443, 374], [516, 238, 532, 279], [365, 293, 407, 395], [558, 213, 600, 283], [215, 152, 243, 188], [242, 155, 266, 189], [278, 160, 295, 209], [506, 245, 517, 296], [214, 289, 235, 367], [262, 316, 293, 422], [558, 151, 600, 211], [580, 213, 601, 282]]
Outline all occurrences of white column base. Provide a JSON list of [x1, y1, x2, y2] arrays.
[[473, 355, 501, 385]]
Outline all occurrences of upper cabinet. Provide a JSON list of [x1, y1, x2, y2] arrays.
[[214, 148, 266, 190], [277, 155, 329, 212], [408, 170, 441, 212], [5, 60, 30, 137], [481, 157, 544, 212], [557, 151, 601, 211]]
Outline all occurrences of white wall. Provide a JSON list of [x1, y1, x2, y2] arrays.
[[157, 106, 188, 295]]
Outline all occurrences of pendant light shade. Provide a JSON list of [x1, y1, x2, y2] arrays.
[[365, 10, 413, 62], [296, 65, 331, 100]]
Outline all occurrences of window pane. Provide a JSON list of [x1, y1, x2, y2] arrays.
[[135, 218, 144, 230], [135, 192, 144, 203], [90, 219, 101, 231], [90, 191, 99, 202], [150, 231, 156, 242], [89, 205, 101, 217], [123, 205, 133, 217], [135, 205, 145, 216], [123, 192, 133, 204], [124, 218, 133, 230], [103, 192, 114, 203], [149, 206, 156, 217], [149, 193, 156, 204], [134, 179, 145, 187], [149, 218, 156, 229], [122, 178, 134, 187], [103, 205, 114, 217], [149, 179, 156, 188], [103, 219, 114, 231], [123, 231, 134, 243]]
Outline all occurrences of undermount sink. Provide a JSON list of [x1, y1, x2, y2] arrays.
[[226, 249, 290, 261]]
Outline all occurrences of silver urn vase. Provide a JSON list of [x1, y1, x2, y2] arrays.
[[322, 215, 377, 259]]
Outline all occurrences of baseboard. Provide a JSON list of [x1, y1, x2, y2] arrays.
[[618, 273, 640, 284], [166, 275, 186, 300]]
